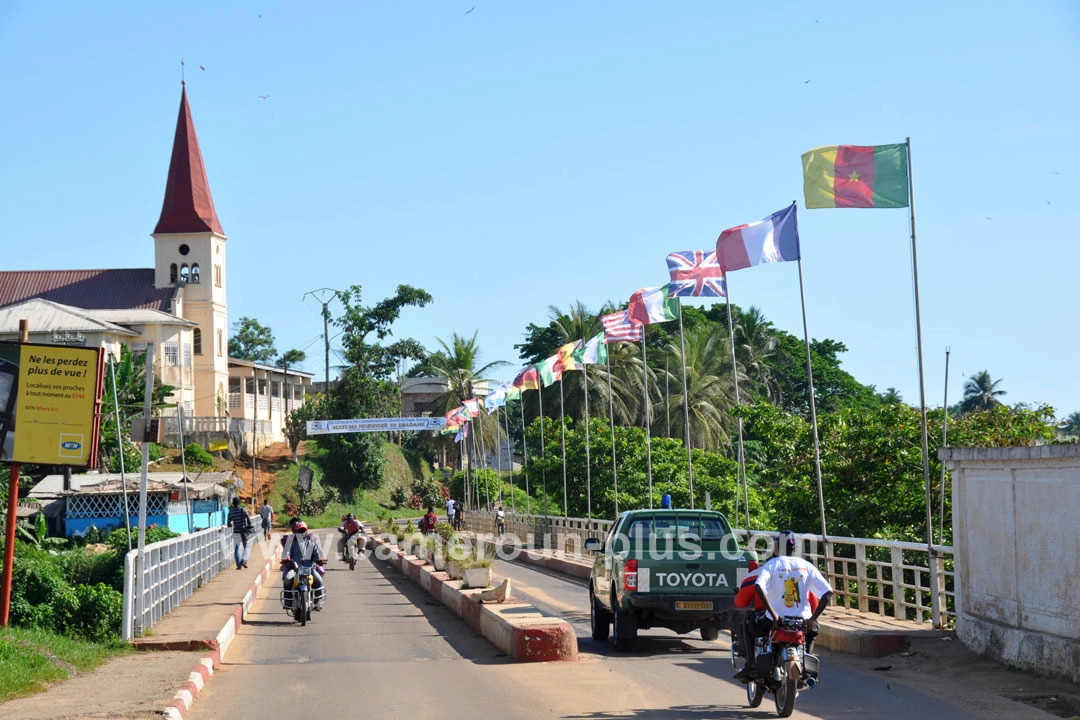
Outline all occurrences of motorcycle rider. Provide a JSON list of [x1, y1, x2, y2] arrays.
[[757, 530, 831, 644], [337, 513, 364, 560], [281, 519, 327, 610], [735, 531, 832, 681]]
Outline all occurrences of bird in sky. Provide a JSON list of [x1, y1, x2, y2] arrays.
[[199, 65, 205, 71], [465, 5, 475, 14], [258, 95, 269, 100]]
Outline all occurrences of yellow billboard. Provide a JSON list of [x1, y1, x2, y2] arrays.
[[0, 342, 104, 466]]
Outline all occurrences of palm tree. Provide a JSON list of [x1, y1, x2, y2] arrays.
[[664, 322, 743, 449], [960, 370, 1006, 414], [733, 306, 781, 404], [879, 387, 904, 405], [1060, 411, 1080, 437], [426, 331, 508, 462]]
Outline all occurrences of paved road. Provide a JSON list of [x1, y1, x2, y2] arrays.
[[186, 549, 996, 720]]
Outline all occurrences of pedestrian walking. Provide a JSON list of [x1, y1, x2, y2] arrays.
[[227, 497, 253, 569], [259, 499, 274, 540]]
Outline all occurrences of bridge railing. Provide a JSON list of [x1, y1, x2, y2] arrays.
[[122, 515, 266, 641], [466, 510, 954, 628]]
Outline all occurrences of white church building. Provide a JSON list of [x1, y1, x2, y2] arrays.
[[0, 84, 312, 458]]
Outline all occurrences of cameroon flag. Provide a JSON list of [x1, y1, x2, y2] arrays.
[[802, 144, 909, 209]]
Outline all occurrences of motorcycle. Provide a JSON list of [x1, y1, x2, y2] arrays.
[[732, 615, 820, 718], [280, 559, 326, 626], [339, 525, 366, 571]]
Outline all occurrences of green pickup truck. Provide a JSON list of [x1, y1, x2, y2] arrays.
[[585, 509, 750, 651]]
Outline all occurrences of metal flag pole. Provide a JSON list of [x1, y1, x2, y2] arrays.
[[722, 276, 751, 534], [177, 405, 193, 534], [519, 397, 531, 517], [560, 377, 568, 517], [109, 356, 133, 548], [537, 381, 547, 521], [606, 348, 618, 515], [641, 335, 653, 507], [475, 409, 490, 510], [791, 202, 828, 546], [584, 363, 592, 519], [939, 347, 951, 545], [676, 299, 695, 508], [905, 137, 940, 628], [503, 406, 515, 512]]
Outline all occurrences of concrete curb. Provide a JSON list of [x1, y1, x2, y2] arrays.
[[370, 537, 578, 662], [161, 546, 280, 720]]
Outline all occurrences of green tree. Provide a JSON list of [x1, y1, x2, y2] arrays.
[[312, 284, 432, 494], [228, 317, 277, 362], [960, 370, 1006, 414], [1060, 411, 1080, 437]]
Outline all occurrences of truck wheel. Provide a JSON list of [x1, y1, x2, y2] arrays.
[[612, 599, 637, 652], [700, 627, 720, 641], [590, 588, 611, 642]]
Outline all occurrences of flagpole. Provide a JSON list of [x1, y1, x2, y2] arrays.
[[939, 347, 950, 545], [584, 364, 592, 519], [723, 276, 752, 534], [795, 254, 828, 545], [476, 410, 490, 510], [906, 137, 940, 628], [560, 378, 568, 517], [676, 299, 695, 508], [519, 397, 530, 517], [504, 406, 515, 513], [641, 335, 653, 508], [606, 348, 618, 515], [537, 382, 548, 537]]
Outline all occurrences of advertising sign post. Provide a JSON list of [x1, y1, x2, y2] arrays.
[[1, 329, 104, 627]]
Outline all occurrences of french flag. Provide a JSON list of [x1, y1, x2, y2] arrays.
[[715, 203, 800, 272]]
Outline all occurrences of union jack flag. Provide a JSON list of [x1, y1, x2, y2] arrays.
[[600, 310, 644, 344], [666, 250, 726, 297]]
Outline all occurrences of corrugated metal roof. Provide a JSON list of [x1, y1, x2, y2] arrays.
[[0, 269, 174, 311], [0, 298, 140, 335]]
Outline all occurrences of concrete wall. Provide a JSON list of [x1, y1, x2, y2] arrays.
[[942, 444, 1080, 683]]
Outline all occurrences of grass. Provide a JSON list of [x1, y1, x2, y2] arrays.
[[0, 627, 129, 703]]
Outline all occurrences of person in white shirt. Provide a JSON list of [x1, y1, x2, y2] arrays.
[[446, 497, 456, 526], [755, 530, 832, 628], [495, 505, 506, 537]]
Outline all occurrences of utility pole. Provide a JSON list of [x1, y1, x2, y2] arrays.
[[303, 288, 342, 400]]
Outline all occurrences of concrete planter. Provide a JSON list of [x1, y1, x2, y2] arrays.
[[433, 553, 447, 571], [463, 566, 493, 589], [446, 560, 463, 580]]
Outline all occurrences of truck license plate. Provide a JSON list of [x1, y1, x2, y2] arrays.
[[676, 600, 713, 610]]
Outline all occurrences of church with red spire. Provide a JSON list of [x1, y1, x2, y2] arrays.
[[0, 84, 310, 456]]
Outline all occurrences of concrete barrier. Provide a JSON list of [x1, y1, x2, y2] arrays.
[[369, 536, 577, 662]]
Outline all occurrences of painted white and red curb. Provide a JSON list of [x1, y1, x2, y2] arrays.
[[372, 536, 578, 662], [162, 546, 280, 720]]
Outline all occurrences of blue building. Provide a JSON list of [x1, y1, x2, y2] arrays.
[[29, 471, 239, 538]]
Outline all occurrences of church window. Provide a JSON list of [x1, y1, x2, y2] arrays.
[[217, 329, 223, 356], [214, 264, 223, 287], [170, 263, 178, 283], [193, 328, 202, 355], [179, 243, 190, 256], [164, 342, 179, 367], [180, 265, 189, 283], [190, 264, 200, 283]]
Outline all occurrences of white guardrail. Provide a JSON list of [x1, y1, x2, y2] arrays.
[[122, 515, 266, 641], [466, 510, 955, 629]]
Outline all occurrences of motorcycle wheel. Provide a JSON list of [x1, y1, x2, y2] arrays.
[[774, 660, 798, 717], [590, 588, 611, 642], [746, 679, 764, 708], [297, 590, 308, 627]]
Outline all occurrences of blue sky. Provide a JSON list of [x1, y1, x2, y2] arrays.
[[3, 1, 1079, 418]]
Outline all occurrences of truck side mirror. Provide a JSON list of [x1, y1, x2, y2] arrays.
[[583, 538, 603, 553]]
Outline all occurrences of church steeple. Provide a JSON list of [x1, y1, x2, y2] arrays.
[[154, 84, 224, 235]]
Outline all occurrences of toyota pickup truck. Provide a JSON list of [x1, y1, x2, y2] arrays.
[[584, 508, 750, 651]]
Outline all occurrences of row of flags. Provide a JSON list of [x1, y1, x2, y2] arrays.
[[447, 143, 911, 432]]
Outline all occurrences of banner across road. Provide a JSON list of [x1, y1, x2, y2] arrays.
[[306, 417, 447, 435]]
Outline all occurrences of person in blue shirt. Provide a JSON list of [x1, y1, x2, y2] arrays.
[[226, 497, 252, 569]]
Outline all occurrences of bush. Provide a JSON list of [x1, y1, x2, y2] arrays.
[[183, 443, 214, 468], [68, 583, 123, 642], [105, 525, 178, 556]]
